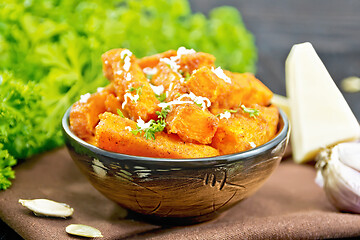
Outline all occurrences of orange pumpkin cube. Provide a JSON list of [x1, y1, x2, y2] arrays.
[[166, 104, 219, 144], [95, 112, 219, 158], [211, 105, 279, 155], [101, 48, 161, 122]]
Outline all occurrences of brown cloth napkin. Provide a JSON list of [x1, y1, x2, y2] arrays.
[[1, 148, 360, 240]]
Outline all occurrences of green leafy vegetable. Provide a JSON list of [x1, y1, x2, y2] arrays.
[[241, 104, 260, 118], [0, 0, 256, 189], [117, 109, 125, 118], [132, 106, 171, 140], [155, 93, 167, 102], [127, 85, 144, 96], [0, 144, 17, 190], [216, 109, 238, 117]]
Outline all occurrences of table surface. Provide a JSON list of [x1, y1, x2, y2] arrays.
[[1, 0, 360, 239]]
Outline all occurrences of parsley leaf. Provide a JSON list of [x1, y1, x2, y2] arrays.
[[184, 72, 191, 82], [215, 109, 238, 117], [127, 85, 143, 96], [132, 106, 171, 140], [241, 105, 260, 118], [117, 109, 125, 118], [155, 93, 167, 102]]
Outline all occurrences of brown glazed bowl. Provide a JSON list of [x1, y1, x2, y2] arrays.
[[62, 107, 290, 225]]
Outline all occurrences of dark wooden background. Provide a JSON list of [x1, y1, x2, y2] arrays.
[[1, 0, 359, 239]]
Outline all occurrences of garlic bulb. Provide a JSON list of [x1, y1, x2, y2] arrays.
[[315, 142, 360, 213]]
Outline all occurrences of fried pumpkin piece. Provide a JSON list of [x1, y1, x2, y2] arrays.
[[178, 52, 216, 75], [137, 50, 177, 69], [70, 86, 115, 140], [101, 48, 161, 122], [150, 62, 187, 101], [221, 71, 273, 107], [184, 66, 228, 103], [166, 104, 219, 144], [187, 67, 273, 109], [104, 94, 122, 115], [95, 112, 219, 158], [211, 104, 279, 155]]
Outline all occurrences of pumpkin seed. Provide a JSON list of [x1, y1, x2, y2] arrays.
[[18, 199, 74, 218], [66, 224, 103, 238]]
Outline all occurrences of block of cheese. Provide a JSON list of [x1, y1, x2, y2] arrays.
[[285, 42, 360, 163], [271, 94, 291, 120]]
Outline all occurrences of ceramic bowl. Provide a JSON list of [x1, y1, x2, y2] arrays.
[[62, 107, 290, 224]]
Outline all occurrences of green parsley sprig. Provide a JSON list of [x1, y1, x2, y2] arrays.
[[155, 93, 167, 102], [241, 104, 260, 118], [131, 106, 171, 140], [215, 109, 238, 117], [117, 109, 125, 118], [127, 85, 143, 96]]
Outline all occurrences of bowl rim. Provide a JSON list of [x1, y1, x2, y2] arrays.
[[62, 105, 289, 164]]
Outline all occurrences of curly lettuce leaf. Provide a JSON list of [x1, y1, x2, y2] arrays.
[[0, 145, 16, 190], [0, 71, 47, 159]]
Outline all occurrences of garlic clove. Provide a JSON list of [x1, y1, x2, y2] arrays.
[[316, 142, 360, 213], [338, 142, 360, 171]]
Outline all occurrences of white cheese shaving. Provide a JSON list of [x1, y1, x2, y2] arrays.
[[136, 117, 153, 130], [160, 58, 180, 73], [122, 92, 139, 109], [125, 72, 132, 81], [125, 126, 132, 132], [158, 100, 194, 109], [249, 142, 256, 148], [120, 49, 133, 59], [179, 77, 185, 84], [104, 60, 108, 65], [177, 92, 211, 110], [97, 87, 104, 93], [150, 84, 164, 95], [219, 111, 232, 119], [177, 46, 196, 56], [115, 70, 123, 76], [143, 67, 158, 76], [168, 82, 174, 92], [123, 56, 131, 72], [79, 93, 91, 103], [212, 67, 231, 84]]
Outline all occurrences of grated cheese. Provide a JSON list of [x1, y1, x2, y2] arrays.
[[212, 67, 231, 84], [177, 46, 196, 56], [122, 92, 139, 109], [125, 126, 132, 131], [143, 67, 158, 76], [136, 117, 153, 130], [115, 70, 123, 76], [125, 72, 132, 81], [120, 49, 133, 59], [79, 93, 91, 103], [177, 92, 211, 110], [158, 100, 194, 109], [123, 56, 131, 72], [219, 111, 231, 119], [97, 87, 104, 93], [150, 84, 164, 95], [160, 58, 180, 73], [249, 142, 256, 148]]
